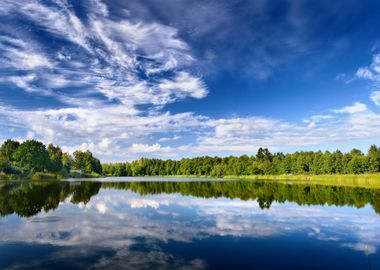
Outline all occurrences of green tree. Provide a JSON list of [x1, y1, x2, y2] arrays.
[[13, 140, 50, 172], [0, 139, 20, 162], [73, 150, 102, 174], [368, 145, 380, 173], [348, 155, 366, 174], [0, 156, 9, 172], [256, 148, 272, 161], [62, 153, 74, 172], [47, 144, 63, 172]]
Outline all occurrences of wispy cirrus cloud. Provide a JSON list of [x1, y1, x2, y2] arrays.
[[0, 0, 206, 108]]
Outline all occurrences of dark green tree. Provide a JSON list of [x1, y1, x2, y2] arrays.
[[0, 156, 9, 172], [62, 152, 74, 172], [47, 144, 63, 172], [13, 140, 50, 172], [368, 145, 380, 173], [73, 150, 102, 174], [0, 139, 20, 162]]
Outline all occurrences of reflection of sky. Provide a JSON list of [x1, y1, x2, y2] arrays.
[[1, 188, 380, 269]]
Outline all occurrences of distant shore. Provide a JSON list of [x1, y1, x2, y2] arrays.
[[2, 172, 380, 189], [97, 173, 380, 188], [222, 174, 380, 188], [0, 172, 101, 181]]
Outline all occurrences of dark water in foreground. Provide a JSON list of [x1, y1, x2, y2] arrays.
[[1, 178, 380, 270]]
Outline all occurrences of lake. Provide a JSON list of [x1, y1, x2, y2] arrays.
[[1, 178, 379, 269]]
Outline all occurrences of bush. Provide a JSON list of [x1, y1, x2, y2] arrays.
[[0, 156, 9, 171], [3, 165, 22, 175], [31, 172, 59, 181]]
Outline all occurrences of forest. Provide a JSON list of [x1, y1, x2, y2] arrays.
[[103, 146, 380, 177], [2, 139, 380, 179], [0, 139, 102, 179]]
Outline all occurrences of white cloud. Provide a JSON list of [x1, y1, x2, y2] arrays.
[[96, 202, 108, 214], [209, 117, 283, 138], [342, 243, 377, 255], [158, 72, 208, 99], [130, 143, 172, 155], [2, 93, 380, 160], [371, 91, 380, 106], [130, 199, 161, 209], [355, 53, 380, 82], [0, 104, 207, 158], [0, 0, 206, 107], [0, 36, 53, 70], [88, 0, 109, 17], [158, 135, 182, 142], [21, 1, 91, 51], [356, 67, 374, 80], [333, 102, 368, 114]]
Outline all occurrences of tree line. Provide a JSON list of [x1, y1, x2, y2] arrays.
[[2, 139, 380, 178], [0, 139, 102, 177], [103, 145, 380, 177]]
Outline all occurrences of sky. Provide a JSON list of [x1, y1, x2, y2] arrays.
[[1, 0, 380, 161]]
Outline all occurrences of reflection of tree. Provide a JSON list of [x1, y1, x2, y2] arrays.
[[70, 182, 101, 204], [1, 180, 380, 218], [102, 181, 380, 213], [257, 196, 273, 209], [0, 182, 67, 217], [0, 181, 101, 217]]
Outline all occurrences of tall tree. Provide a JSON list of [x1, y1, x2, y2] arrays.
[[73, 150, 102, 174], [368, 145, 380, 173], [62, 153, 74, 172], [0, 139, 20, 162], [0, 156, 9, 172], [47, 144, 63, 172], [13, 140, 50, 172]]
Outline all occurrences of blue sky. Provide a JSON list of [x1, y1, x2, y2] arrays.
[[1, 0, 380, 161]]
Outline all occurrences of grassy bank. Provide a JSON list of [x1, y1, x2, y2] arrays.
[[0, 171, 64, 181], [0, 171, 102, 181], [101, 173, 380, 188], [224, 174, 380, 188], [3, 171, 380, 189]]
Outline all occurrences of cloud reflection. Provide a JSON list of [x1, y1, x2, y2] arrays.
[[1, 187, 380, 269]]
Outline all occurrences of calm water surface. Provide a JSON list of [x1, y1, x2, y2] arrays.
[[1, 178, 380, 269]]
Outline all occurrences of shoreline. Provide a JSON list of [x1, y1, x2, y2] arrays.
[[2, 173, 380, 188]]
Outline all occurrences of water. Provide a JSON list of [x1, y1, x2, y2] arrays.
[[1, 178, 379, 269]]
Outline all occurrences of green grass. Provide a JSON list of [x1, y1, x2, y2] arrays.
[[0, 170, 104, 181], [66, 172, 102, 178], [3, 171, 380, 189], [224, 174, 380, 188], [31, 172, 62, 181], [112, 173, 380, 188], [0, 172, 19, 180]]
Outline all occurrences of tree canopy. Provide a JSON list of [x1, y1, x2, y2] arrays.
[[1, 139, 380, 178], [103, 146, 380, 177], [12, 140, 51, 172], [0, 139, 101, 176], [0, 139, 20, 161]]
